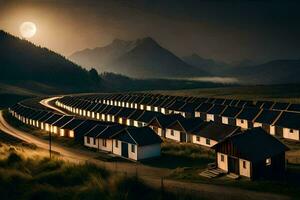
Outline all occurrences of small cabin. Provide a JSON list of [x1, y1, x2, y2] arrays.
[[212, 128, 289, 180], [253, 109, 281, 135], [112, 127, 163, 160], [274, 111, 300, 141], [148, 114, 184, 137], [235, 107, 261, 129]]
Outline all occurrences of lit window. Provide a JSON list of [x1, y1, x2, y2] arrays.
[[131, 144, 135, 153], [206, 138, 210, 145], [243, 161, 246, 169], [221, 155, 224, 162], [266, 158, 271, 166], [196, 136, 200, 142], [115, 140, 118, 148]]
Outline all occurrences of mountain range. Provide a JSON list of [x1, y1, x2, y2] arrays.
[[70, 37, 300, 84], [69, 37, 209, 78]]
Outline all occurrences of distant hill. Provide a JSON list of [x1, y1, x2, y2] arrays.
[[228, 59, 300, 84], [0, 30, 102, 93], [70, 37, 209, 78], [182, 54, 231, 75]]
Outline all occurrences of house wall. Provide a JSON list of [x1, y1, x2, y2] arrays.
[[239, 159, 251, 178], [112, 139, 122, 156], [84, 136, 98, 148], [165, 129, 180, 142], [217, 152, 228, 172], [98, 139, 113, 152], [283, 128, 300, 141], [192, 135, 217, 147], [128, 144, 137, 160], [137, 144, 161, 160], [253, 122, 262, 128], [236, 119, 248, 129], [270, 125, 276, 135], [206, 114, 214, 121], [195, 112, 200, 118], [222, 117, 229, 124]]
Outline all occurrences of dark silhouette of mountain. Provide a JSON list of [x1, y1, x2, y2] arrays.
[[70, 37, 209, 78], [182, 54, 231, 75], [0, 30, 102, 93], [228, 59, 300, 84]]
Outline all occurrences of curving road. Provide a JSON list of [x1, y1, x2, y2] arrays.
[[0, 106, 291, 200]]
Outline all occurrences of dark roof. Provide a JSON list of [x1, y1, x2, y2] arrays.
[[254, 110, 281, 124], [52, 116, 74, 127], [167, 100, 186, 110], [213, 128, 289, 162], [106, 106, 122, 115], [195, 103, 213, 112], [61, 118, 86, 129], [74, 120, 99, 134], [148, 114, 184, 128], [212, 98, 226, 105], [221, 106, 242, 118], [85, 125, 107, 137], [223, 99, 233, 106], [194, 122, 240, 141], [274, 111, 300, 129], [44, 114, 64, 124], [168, 117, 204, 132], [115, 108, 135, 118], [287, 104, 300, 112], [97, 125, 126, 138], [178, 102, 201, 113], [236, 107, 261, 121], [38, 113, 55, 122], [207, 104, 227, 115], [128, 110, 144, 120], [113, 127, 162, 146], [272, 102, 290, 111], [230, 99, 239, 106], [136, 111, 162, 123]]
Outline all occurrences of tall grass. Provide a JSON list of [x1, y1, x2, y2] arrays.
[[0, 143, 199, 200]]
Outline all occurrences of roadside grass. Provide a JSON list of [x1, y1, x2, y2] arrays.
[[0, 142, 200, 200]]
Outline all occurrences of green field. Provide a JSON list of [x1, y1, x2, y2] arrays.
[[151, 84, 300, 103]]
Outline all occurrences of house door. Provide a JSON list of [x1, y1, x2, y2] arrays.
[[121, 142, 128, 158], [228, 156, 239, 174], [180, 132, 186, 142]]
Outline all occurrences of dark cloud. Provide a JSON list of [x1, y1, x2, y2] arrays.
[[1, 0, 300, 63]]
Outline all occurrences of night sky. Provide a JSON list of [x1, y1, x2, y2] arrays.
[[1, 0, 300, 63]]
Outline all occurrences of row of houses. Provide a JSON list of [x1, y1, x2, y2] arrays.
[[11, 97, 290, 180], [56, 96, 300, 141], [82, 92, 300, 113], [8, 103, 163, 161]]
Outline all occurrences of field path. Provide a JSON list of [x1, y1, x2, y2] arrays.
[[0, 109, 291, 200]]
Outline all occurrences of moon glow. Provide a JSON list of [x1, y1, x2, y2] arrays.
[[20, 22, 37, 38]]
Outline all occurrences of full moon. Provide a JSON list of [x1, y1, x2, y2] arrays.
[[20, 22, 37, 38]]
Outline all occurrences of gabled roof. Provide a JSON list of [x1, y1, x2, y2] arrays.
[[287, 104, 300, 112], [274, 111, 300, 129], [167, 117, 204, 132], [207, 104, 227, 115], [255, 101, 274, 109], [272, 102, 290, 111], [61, 118, 86, 130], [167, 100, 186, 110], [212, 128, 289, 162], [128, 110, 144, 120], [220, 106, 242, 118], [254, 109, 281, 124], [236, 107, 261, 121], [212, 98, 226, 105], [193, 121, 240, 141], [44, 114, 64, 124], [52, 116, 74, 127], [113, 127, 162, 146], [115, 108, 136, 118], [136, 111, 162, 123], [74, 120, 99, 134], [97, 125, 126, 139], [148, 114, 184, 128], [195, 103, 213, 112], [38, 113, 55, 122], [223, 99, 233, 106], [229, 99, 239, 107], [85, 125, 107, 137]]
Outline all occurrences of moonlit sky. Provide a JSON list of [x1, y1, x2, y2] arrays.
[[1, 0, 300, 63]]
